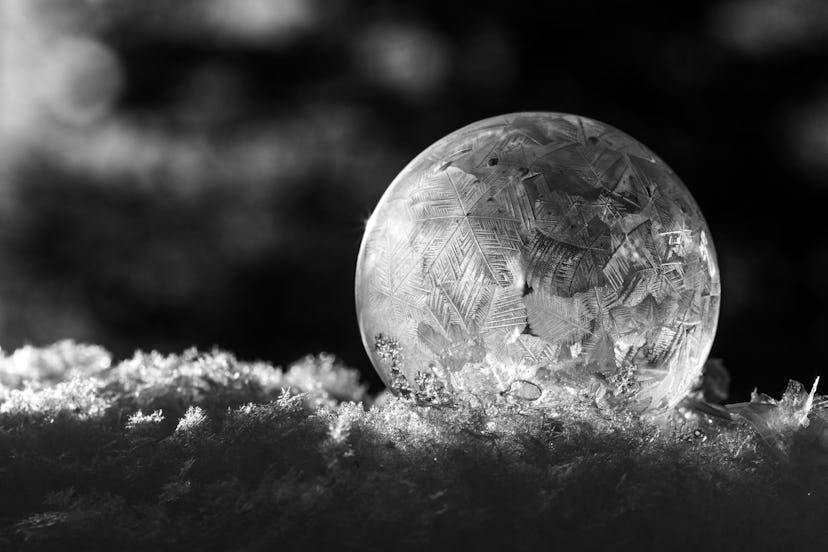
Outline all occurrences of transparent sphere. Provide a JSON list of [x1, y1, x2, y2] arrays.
[[356, 113, 720, 412]]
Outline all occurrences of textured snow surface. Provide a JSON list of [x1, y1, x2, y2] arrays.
[[1, 342, 826, 551]]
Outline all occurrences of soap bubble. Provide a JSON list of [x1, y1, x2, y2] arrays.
[[356, 113, 720, 413]]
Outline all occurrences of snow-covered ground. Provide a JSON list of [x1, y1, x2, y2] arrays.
[[1, 341, 826, 550]]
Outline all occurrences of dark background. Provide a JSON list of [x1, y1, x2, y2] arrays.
[[1, 0, 827, 402]]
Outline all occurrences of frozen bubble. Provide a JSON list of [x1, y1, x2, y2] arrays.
[[357, 113, 720, 414]]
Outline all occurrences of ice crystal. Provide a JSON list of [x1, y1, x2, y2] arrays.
[[0, 340, 111, 389], [284, 353, 367, 406], [413, 370, 455, 407], [0, 377, 108, 419], [374, 333, 413, 399], [174, 405, 208, 434], [125, 409, 164, 430]]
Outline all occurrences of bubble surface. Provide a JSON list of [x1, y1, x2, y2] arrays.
[[356, 113, 720, 412]]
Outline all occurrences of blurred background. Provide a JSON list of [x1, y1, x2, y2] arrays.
[[1, 0, 826, 401]]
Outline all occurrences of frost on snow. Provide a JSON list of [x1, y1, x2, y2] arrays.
[[0, 341, 827, 551]]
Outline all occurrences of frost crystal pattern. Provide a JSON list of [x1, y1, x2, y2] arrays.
[[356, 113, 720, 412]]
